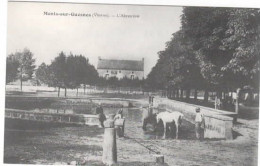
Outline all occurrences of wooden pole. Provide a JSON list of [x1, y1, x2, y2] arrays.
[[102, 114, 117, 165]]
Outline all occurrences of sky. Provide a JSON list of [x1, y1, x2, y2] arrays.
[[7, 2, 182, 77]]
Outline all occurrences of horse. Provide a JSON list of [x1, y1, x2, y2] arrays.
[[142, 106, 157, 131], [156, 111, 184, 139]]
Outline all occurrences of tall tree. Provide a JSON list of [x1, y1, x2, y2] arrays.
[[6, 54, 19, 84], [49, 51, 67, 97], [146, 30, 205, 99], [221, 8, 260, 90], [35, 63, 49, 85], [181, 7, 260, 91], [10, 48, 36, 91]]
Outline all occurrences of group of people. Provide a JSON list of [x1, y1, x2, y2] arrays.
[[96, 101, 205, 140], [96, 104, 124, 128]]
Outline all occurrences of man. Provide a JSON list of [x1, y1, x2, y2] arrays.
[[96, 104, 106, 128], [195, 107, 204, 139], [215, 96, 221, 109]]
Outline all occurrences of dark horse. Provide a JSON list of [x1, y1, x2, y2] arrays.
[[142, 107, 157, 131]]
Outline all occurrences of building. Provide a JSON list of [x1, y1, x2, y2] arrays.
[[97, 57, 144, 80]]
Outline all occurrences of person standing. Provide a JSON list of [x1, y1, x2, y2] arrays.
[[195, 107, 204, 139], [96, 103, 106, 128], [114, 108, 123, 120]]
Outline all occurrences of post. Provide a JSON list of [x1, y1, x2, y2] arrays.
[[234, 88, 241, 123], [102, 114, 117, 165], [154, 154, 164, 164]]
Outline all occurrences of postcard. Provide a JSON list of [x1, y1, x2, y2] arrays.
[[4, 1, 259, 165]]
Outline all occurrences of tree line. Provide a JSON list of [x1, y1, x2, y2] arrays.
[[6, 49, 144, 96], [6, 50, 99, 96], [146, 7, 260, 102], [36, 52, 99, 96]]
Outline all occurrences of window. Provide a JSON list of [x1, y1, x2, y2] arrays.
[[132, 71, 134, 74], [131, 75, 134, 80], [111, 70, 117, 74], [105, 74, 109, 79], [107, 70, 108, 73], [119, 70, 121, 73]]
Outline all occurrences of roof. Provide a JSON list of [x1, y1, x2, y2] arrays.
[[97, 58, 144, 71]]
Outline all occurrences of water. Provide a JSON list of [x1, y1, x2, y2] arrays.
[[4, 99, 198, 164], [5, 100, 196, 140]]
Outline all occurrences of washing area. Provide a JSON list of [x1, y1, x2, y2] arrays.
[[5, 96, 198, 140], [154, 98, 237, 140]]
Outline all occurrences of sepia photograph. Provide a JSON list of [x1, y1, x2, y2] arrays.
[[4, 1, 260, 165]]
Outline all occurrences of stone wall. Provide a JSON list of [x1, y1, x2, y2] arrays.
[[5, 108, 102, 126], [154, 98, 234, 139]]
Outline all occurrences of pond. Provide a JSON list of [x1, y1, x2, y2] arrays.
[[5, 98, 196, 140]]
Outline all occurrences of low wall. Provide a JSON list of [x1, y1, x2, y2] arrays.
[[203, 114, 233, 139], [5, 109, 102, 126], [154, 98, 235, 140], [90, 98, 137, 108]]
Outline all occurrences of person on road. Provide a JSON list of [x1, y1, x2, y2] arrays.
[[195, 107, 204, 140]]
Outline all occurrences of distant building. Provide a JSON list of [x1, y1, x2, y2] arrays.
[[97, 57, 144, 80]]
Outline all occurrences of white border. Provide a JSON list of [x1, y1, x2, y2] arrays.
[[6, 0, 260, 8], [0, 0, 7, 164], [0, 0, 259, 166]]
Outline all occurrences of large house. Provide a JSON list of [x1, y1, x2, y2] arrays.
[[97, 57, 144, 80]]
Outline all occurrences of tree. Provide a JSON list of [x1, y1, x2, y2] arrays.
[[49, 51, 67, 97], [146, 30, 205, 100], [181, 7, 231, 87], [35, 63, 49, 85], [66, 54, 88, 96], [85, 62, 99, 86], [181, 7, 260, 92], [221, 8, 260, 90], [48, 52, 99, 97], [6, 54, 19, 84], [9, 48, 36, 91]]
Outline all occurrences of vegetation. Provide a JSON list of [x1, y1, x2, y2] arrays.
[[6, 7, 259, 103], [35, 52, 99, 97], [6, 48, 36, 91], [146, 7, 260, 103]]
